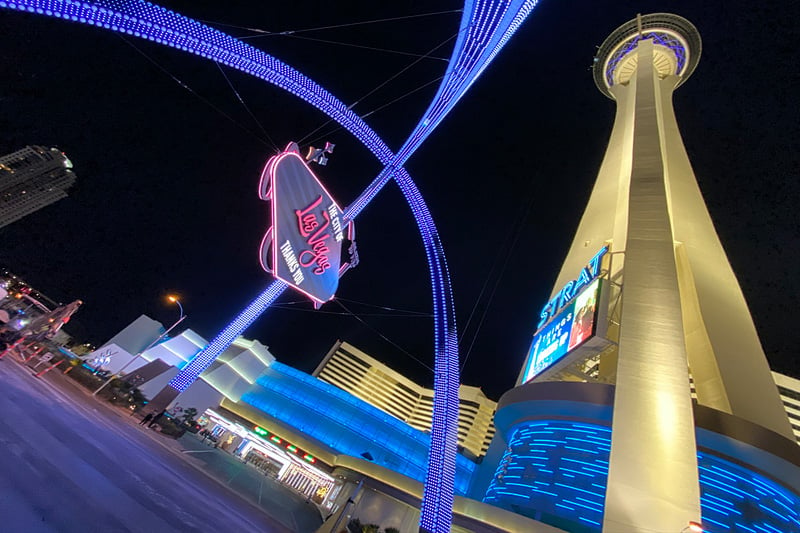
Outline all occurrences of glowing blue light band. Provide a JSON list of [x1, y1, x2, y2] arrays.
[[3, 1, 540, 530], [240, 361, 477, 494], [605, 31, 688, 87], [484, 421, 800, 532]]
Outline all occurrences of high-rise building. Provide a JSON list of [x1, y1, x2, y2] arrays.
[[479, 13, 800, 533], [687, 370, 800, 445], [774, 372, 800, 443], [0, 145, 76, 228], [314, 340, 497, 459]]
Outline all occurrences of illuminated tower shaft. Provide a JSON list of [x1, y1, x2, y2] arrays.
[[602, 34, 702, 531], [540, 13, 795, 531]]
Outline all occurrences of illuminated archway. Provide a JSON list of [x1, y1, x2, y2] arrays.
[[2, 1, 539, 529]]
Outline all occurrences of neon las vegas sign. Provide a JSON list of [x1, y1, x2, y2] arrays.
[[258, 143, 355, 307]]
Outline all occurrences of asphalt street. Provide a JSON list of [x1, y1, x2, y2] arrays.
[[0, 356, 320, 532]]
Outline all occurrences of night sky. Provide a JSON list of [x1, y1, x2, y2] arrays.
[[1, 1, 798, 401]]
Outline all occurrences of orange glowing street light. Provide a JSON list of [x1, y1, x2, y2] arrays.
[[167, 294, 184, 319]]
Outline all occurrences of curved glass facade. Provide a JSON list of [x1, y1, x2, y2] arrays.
[[241, 362, 476, 495], [484, 420, 800, 532]]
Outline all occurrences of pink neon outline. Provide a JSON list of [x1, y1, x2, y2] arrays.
[[264, 144, 345, 305], [257, 156, 276, 200], [258, 227, 273, 273]]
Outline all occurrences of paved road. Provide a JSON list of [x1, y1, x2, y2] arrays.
[[0, 357, 319, 532]]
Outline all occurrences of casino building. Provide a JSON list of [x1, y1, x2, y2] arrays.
[[774, 372, 800, 443], [0, 145, 76, 229], [95, 317, 547, 532], [474, 13, 800, 533], [313, 340, 497, 460]]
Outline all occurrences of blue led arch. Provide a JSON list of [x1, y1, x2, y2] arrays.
[[2, 1, 539, 530]]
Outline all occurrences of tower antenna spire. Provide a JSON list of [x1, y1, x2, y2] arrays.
[[636, 13, 643, 37]]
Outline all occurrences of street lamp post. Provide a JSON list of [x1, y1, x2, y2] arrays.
[[92, 295, 186, 397]]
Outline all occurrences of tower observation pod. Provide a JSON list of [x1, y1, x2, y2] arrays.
[[482, 13, 800, 533]]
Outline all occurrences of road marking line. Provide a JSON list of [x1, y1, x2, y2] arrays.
[[181, 450, 216, 454]]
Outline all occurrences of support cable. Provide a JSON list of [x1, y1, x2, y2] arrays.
[[337, 296, 431, 316], [117, 36, 272, 149], [298, 32, 458, 146], [214, 62, 280, 153], [334, 299, 433, 372], [346, 32, 457, 114], [276, 34, 448, 61], [274, 297, 431, 316], [459, 181, 538, 372], [200, 9, 463, 38], [270, 305, 431, 318], [360, 76, 444, 119], [304, 76, 445, 147]]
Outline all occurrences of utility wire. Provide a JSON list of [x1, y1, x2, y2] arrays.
[[346, 32, 457, 114], [459, 182, 538, 372], [270, 305, 430, 318], [336, 297, 432, 316], [360, 76, 444, 119], [276, 296, 431, 316], [276, 34, 448, 61], [459, 227, 514, 345], [304, 75, 445, 147], [298, 31, 458, 146], [117, 36, 272, 149], [334, 299, 433, 372], [214, 62, 280, 152], [458, 180, 537, 345], [201, 9, 462, 38]]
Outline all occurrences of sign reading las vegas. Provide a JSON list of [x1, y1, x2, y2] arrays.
[[258, 143, 355, 307]]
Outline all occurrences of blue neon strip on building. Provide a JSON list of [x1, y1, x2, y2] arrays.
[[240, 362, 476, 495], [483, 420, 800, 532]]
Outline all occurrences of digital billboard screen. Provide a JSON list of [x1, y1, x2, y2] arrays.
[[521, 278, 601, 384]]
